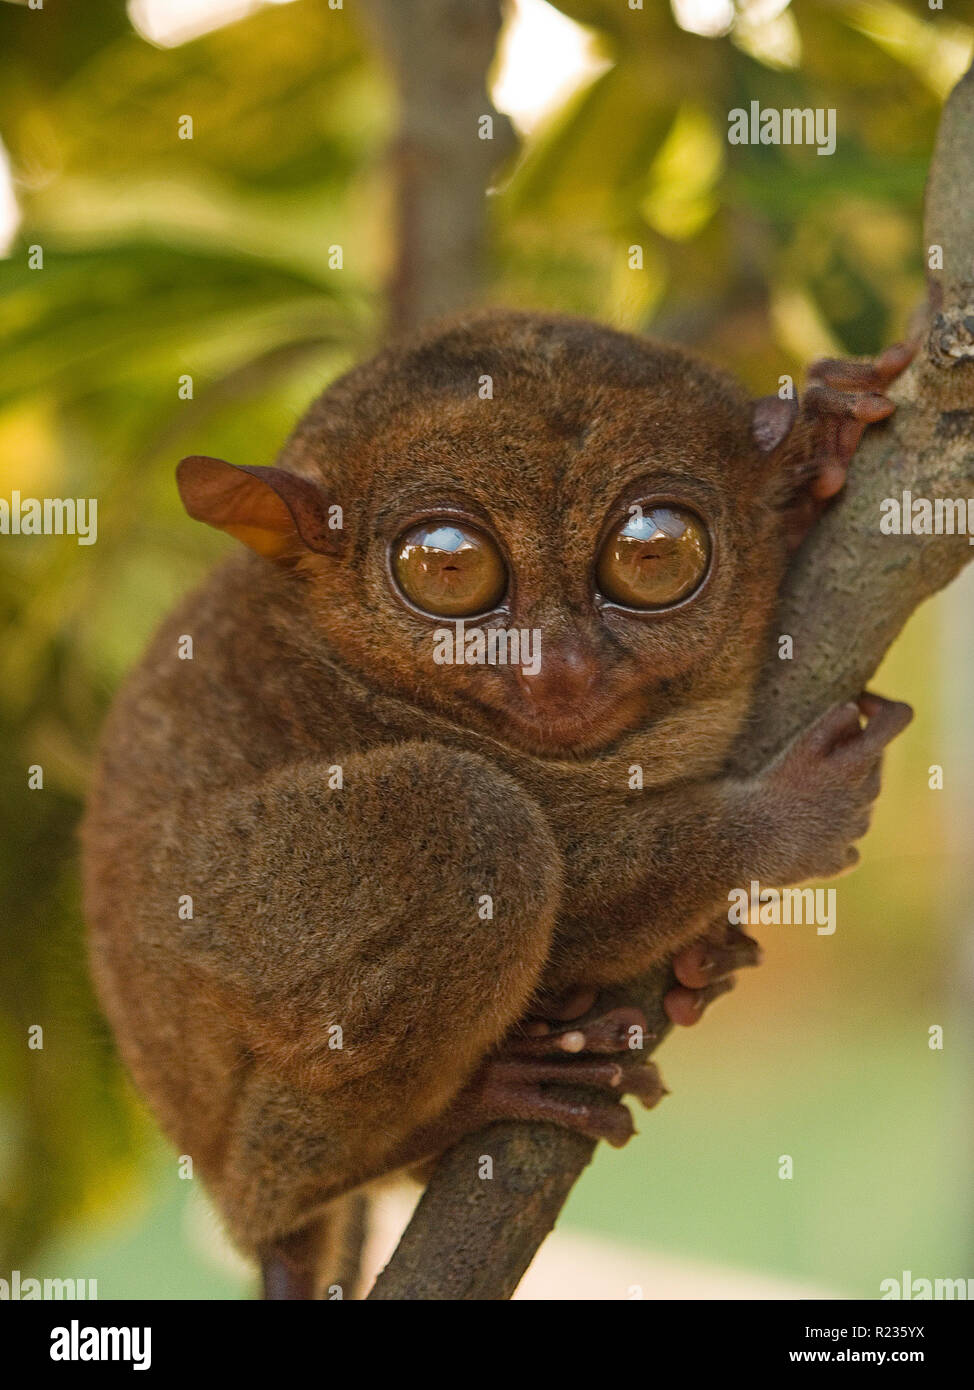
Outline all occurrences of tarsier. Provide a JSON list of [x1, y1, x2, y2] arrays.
[[82, 310, 913, 1299]]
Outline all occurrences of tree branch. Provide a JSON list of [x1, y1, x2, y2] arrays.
[[359, 0, 515, 337], [368, 59, 974, 1300]]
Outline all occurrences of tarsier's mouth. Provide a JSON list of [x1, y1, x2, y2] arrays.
[[430, 657, 650, 756], [496, 694, 645, 756]]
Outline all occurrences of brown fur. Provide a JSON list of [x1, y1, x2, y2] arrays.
[[81, 310, 889, 1287]]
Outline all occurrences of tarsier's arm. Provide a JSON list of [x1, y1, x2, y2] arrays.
[[545, 692, 912, 995]]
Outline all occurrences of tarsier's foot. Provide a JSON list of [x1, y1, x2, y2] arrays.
[[471, 1052, 663, 1146], [518, 992, 648, 1052], [454, 997, 665, 1147], [788, 341, 914, 547], [448, 932, 764, 1148], [666, 924, 762, 1028]]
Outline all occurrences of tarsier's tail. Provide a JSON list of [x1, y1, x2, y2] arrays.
[[259, 1194, 372, 1300]]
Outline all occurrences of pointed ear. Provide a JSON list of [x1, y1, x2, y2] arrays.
[[751, 395, 799, 454], [176, 456, 342, 560]]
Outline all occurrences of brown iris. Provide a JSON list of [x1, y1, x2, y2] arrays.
[[392, 520, 507, 617], [596, 505, 710, 609]]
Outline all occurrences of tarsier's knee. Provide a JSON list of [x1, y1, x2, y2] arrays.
[[337, 740, 563, 1004]]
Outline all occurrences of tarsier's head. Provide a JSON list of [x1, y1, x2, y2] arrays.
[[179, 311, 809, 758]]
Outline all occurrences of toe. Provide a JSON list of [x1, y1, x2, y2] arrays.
[[665, 977, 735, 1027], [673, 932, 761, 988], [510, 1005, 650, 1057]]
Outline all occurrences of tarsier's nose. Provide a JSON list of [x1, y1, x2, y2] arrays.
[[514, 638, 601, 709]]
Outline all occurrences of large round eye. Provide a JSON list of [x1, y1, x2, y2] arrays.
[[392, 521, 507, 617], [596, 505, 710, 610]]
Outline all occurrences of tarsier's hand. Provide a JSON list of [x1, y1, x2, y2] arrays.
[[669, 695, 910, 1025], [786, 341, 915, 549], [750, 692, 913, 887]]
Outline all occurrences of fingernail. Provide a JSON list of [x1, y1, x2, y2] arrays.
[[559, 1030, 586, 1054]]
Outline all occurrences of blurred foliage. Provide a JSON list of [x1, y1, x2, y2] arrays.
[[496, 0, 972, 373], [0, 0, 972, 1279]]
